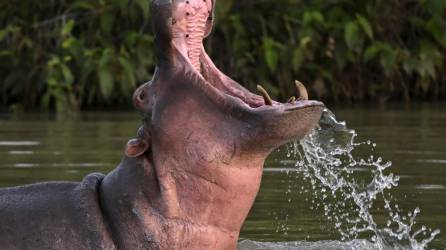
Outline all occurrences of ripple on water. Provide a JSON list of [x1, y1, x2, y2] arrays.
[[8, 151, 34, 155], [0, 141, 41, 146], [416, 159, 446, 164], [416, 185, 446, 190], [10, 163, 110, 169], [237, 239, 382, 250], [51, 163, 109, 168], [395, 150, 443, 156], [264, 168, 298, 173], [14, 163, 40, 168]]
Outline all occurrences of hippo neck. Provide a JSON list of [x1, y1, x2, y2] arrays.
[[100, 156, 263, 249]]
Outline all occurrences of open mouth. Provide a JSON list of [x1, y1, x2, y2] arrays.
[[169, 45, 323, 114], [197, 52, 324, 113], [169, 0, 323, 113], [169, 42, 325, 115]]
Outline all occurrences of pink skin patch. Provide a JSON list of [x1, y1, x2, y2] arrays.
[[172, 0, 211, 72]]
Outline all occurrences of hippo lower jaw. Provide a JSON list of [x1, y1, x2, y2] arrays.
[[171, 44, 325, 149]]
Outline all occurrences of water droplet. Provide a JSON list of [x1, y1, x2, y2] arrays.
[[283, 109, 439, 248]]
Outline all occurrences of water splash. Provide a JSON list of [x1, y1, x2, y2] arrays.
[[287, 109, 440, 249]]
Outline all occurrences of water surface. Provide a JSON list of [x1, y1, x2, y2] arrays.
[[0, 104, 445, 249]]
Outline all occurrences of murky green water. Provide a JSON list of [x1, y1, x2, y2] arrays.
[[0, 104, 445, 249]]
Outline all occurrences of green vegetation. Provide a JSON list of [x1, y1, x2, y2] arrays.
[[1, 0, 445, 111]]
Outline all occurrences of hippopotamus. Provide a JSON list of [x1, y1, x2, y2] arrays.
[[0, 0, 324, 249]]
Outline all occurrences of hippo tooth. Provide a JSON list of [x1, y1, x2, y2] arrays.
[[295, 80, 309, 101], [288, 96, 296, 103], [257, 85, 273, 106]]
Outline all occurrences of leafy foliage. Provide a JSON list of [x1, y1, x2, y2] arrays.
[[1, 0, 445, 111], [0, 0, 154, 111], [208, 0, 446, 103]]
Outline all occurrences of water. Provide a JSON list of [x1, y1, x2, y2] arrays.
[[276, 109, 439, 249], [0, 105, 445, 249], [238, 239, 379, 249]]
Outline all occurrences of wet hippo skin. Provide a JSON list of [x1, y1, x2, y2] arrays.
[[0, 174, 114, 249], [0, 1, 324, 249]]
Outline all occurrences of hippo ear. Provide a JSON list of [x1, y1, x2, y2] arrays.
[[125, 139, 149, 158], [204, 0, 215, 37]]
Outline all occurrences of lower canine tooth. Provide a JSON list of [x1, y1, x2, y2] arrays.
[[295, 80, 309, 101], [257, 85, 273, 105]]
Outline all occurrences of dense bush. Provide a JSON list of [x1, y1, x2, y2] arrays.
[[1, 0, 445, 111]]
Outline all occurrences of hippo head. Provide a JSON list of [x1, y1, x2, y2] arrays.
[[121, 0, 324, 244], [129, 0, 324, 158]]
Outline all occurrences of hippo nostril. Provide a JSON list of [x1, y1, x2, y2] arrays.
[[137, 90, 145, 103]]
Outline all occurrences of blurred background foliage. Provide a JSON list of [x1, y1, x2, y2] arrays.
[[0, 0, 445, 112]]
